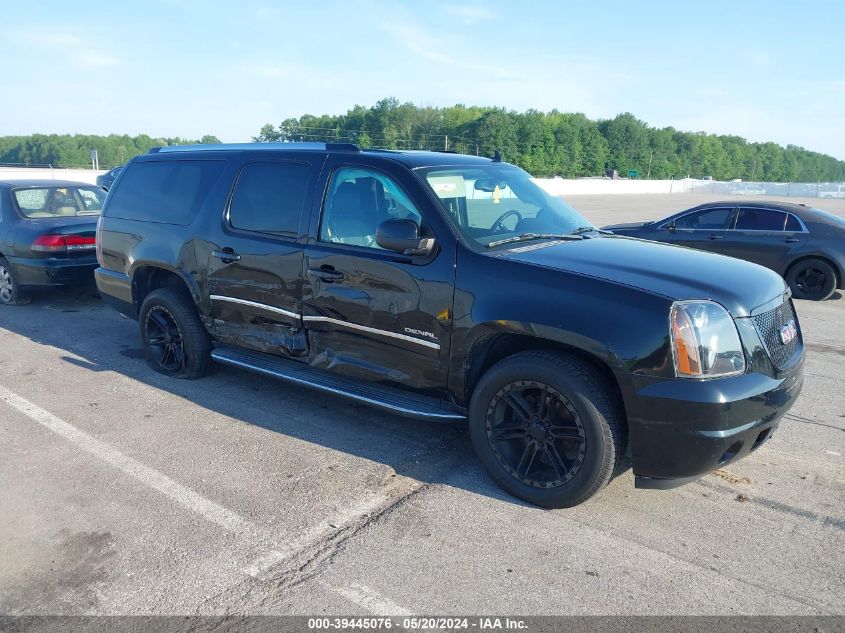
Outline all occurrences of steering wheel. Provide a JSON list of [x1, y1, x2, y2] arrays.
[[491, 210, 523, 233]]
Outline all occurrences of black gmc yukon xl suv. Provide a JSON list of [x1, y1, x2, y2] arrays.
[[95, 143, 804, 507]]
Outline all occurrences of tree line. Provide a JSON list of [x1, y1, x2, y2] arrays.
[[3, 98, 842, 182], [0, 134, 221, 170], [255, 98, 845, 182]]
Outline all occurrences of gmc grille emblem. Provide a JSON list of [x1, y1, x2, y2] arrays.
[[779, 320, 798, 345]]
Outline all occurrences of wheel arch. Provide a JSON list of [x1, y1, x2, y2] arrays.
[[131, 265, 200, 312], [463, 329, 627, 426]]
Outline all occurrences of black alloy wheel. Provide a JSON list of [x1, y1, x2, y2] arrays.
[[787, 258, 837, 301], [486, 381, 586, 488], [145, 306, 186, 372], [469, 351, 625, 508], [138, 287, 213, 379]]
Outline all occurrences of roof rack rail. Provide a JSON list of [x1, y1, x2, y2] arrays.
[[148, 142, 360, 154]]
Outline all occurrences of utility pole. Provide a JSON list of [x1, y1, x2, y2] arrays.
[[444, 135, 448, 151]]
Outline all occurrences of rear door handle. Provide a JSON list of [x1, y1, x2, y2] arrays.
[[785, 238, 800, 243], [708, 234, 723, 240], [307, 267, 345, 282], [212, 249, 241, 263]]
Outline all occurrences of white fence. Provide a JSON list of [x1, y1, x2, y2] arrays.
[[534, 177, 845, 198], [534, 177, 702, 196], [0, 167, 105, 185]]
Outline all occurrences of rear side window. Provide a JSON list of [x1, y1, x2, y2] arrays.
[[228, 161, 310, 235], [106, 160, 225, 225], [736, 208, 787, 231], [785, 214, 803, 231]]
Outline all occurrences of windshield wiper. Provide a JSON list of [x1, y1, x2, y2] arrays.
[[487, 233, 583, 248], [568, 225, 613, 236]]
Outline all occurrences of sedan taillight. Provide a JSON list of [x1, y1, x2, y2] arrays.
[[32, 234, 96, 253]]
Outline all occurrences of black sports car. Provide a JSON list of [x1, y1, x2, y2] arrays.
[[604, 201, 845, 301], [0, 180, 103, 305]]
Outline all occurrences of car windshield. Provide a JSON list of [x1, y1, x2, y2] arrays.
[[12, 186, 105, 219], [416, 165, 591, 248]]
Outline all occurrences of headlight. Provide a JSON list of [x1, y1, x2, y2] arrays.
[[670, 301, 746, 378]]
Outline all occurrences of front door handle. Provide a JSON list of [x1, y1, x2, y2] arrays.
[[307, 266, 345, 282], [785, 238, 800, 243], [708, 234, 723, 240], [212, 248, 241, 263]]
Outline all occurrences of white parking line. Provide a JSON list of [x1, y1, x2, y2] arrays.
[[328, 582, 414, 616], [0, 384, 253, 534]]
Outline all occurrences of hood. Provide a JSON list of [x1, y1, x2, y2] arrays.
[[601, 221, 652, 231], [498, 235, 787, 317]]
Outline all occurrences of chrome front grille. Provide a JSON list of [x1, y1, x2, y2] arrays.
[[753, 300, 802, 370]]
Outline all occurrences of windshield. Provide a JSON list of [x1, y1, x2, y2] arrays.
[[13, 186, 105, 219], [417, 165, 591, 248]]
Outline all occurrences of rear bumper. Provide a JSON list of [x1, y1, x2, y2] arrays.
[[626, 358, 804, 488], [94, 267, 137, 318], [10, 256, 98, 287]]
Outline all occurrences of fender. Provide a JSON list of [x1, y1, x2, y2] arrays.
[[128, 239, 204, 314], [448, 247, 677, 407]]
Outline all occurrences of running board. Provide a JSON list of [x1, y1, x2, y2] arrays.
[[210, 346, 466, 421]]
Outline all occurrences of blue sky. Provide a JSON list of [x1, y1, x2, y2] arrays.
[[1, 0, 843, 158]]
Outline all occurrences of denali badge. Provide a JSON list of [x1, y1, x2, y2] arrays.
[[779, 320, 798, 345], [404, 327, 438, 341]]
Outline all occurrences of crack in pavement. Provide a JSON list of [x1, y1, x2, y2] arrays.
[[191, 430, 470, 614]]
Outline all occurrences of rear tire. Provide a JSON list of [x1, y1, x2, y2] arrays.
[[469, 351, 625, 509], [0, 257, 30, 306], [139, 288, 212, 379], [786, 258, 837, 301]]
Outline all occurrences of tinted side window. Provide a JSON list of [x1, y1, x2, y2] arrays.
[[785, 214, 803, 231], [674, 208, 732, 230], [736, 208, 786, 231], [106, 160, 225, 225], [228, 162, 309, 235]]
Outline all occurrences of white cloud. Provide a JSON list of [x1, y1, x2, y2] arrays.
[[444, 4, 499, 25], [13, 28, 121, 70], [75, 50, 120, 69]]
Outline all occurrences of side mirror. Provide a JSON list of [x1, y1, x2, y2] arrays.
[[666, 220, 676, 232], [376, 219, 435, 257]]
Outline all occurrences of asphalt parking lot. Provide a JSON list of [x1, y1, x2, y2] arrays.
[[0, 193, 843, 616]]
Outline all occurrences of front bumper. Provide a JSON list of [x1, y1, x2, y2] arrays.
[[10, 255, 98, 287], [626, 358, 804, 488]]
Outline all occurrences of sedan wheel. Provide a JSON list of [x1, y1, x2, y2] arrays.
[[0, 258, 29, 306], [787, 258, 838, 301]]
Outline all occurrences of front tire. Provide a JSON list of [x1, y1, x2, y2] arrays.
[[139, 288, 212, 379], [469, 351, 625, 509], [0, 257, 30, 306], [786, 258, 838, 301]]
